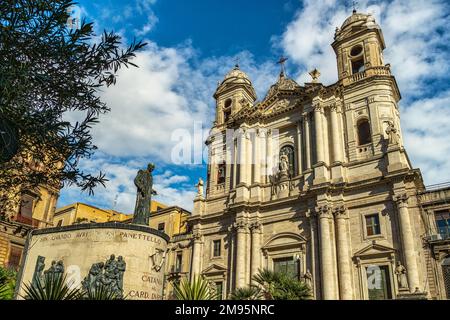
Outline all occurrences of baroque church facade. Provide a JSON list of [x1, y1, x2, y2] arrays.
[[182, 11, 450, 300]]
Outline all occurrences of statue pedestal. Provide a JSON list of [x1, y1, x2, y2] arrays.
[[396, 291, 428, 300], [386, 146, 409, 173]]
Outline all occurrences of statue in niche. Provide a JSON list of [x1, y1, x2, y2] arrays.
[[303, 269, 313, 289], [385, 121, 400, 145], [395, 261, 409, 290], [279, 153, 289, 178], [32, 256, 46, 286], [132, 163, 157, 226]]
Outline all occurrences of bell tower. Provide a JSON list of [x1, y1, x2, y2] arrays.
[[331, 11, 407, 172], [213, 64, 256, 127], [332, 11, 386, 80]]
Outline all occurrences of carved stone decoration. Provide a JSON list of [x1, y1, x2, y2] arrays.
[[395, 261, 409, 290], [303, 269, 313, 289], [81, 255, 126, 298], [150, 248, 167, 273], [385, 121, 400, 145], [44, 260, 64, 277], [333, 205, 348, 219], [32, 256, 46, 287], [233, 220, 248, 232], [394, 193, 409, 206], [249, 221, 262, 233], [316, 205, 331, 218]]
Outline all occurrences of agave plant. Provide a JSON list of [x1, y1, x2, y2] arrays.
[[173, 276, 218, 300], [230, 286, 261, 300], [22, 273, 82, 300], [82, 283, 124, 300], [0, 267, 16, 300]]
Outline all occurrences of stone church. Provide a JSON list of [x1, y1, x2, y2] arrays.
[[176, 11, 450, 300]]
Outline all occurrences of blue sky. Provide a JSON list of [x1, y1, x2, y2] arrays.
[[59, 0, 450, 213]]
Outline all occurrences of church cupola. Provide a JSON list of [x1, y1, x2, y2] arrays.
[[213, 64, 257, 126], [332, 11, 386, 80]]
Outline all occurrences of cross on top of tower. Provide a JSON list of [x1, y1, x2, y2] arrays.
[[277, 56, 288, 76], [352, 0, 358, 14], [234, 56, 240, 69]]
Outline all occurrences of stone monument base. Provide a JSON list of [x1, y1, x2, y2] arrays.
[[14, 222, 169, 300]]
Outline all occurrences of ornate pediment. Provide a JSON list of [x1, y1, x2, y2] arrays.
[[353, 241, 396, 258], [202, 263, 227, 275], [262, 232, 307, 251]]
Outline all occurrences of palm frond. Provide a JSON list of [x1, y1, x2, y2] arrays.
[[173, 276, 217, 300], [230, 286, 261, 300], [22, 273, 82, 300]]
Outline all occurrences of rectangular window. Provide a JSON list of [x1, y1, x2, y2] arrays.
[[215, 282, 223, 300], [56, 220, 63, 227], [7, 246, 23, 270], [366, 265, 392, 300], [435, 210, 450, 239], [213, 240, 221, 257], [273, 257, 300, 280], [366, 214, 381, 236], [158, 223, 165, 232], [175, 253, 182, 272]]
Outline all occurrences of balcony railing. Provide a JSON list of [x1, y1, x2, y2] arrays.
[[344, 65, 392, 85], [14, 214, 39, 227]]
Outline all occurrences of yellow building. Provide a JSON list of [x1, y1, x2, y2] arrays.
[[52, 200, 170, 227], [0, 184, 59, 270]]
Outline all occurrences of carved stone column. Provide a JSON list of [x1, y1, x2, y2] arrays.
[[330, 104, 343, 163], [235, 221, 249, 288], [266, 129, 273, 180], [258, 130, 267, 183], [250, 221, 262, 281], [303, 113, 311, 169], [296, 121, 303, 174], [394, 193, 420, 292], [191, 230, 203, 280], [246, 130, 253, 185], [254, 130, 261, 184], [317, 205, 335, 299], [314, 105, 325, 164], [239, 130, 247, 185], [334, 205, 353, 299]]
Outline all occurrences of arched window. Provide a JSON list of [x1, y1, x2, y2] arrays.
[[223, 99, 232, 123], [357, 119, 371, 145], [224, 99, 232, 109], [279, 145, 295, 177]]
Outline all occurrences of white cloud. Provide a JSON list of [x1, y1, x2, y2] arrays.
[[401, 90, 450, 184], [61, 157, 196, 212]]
